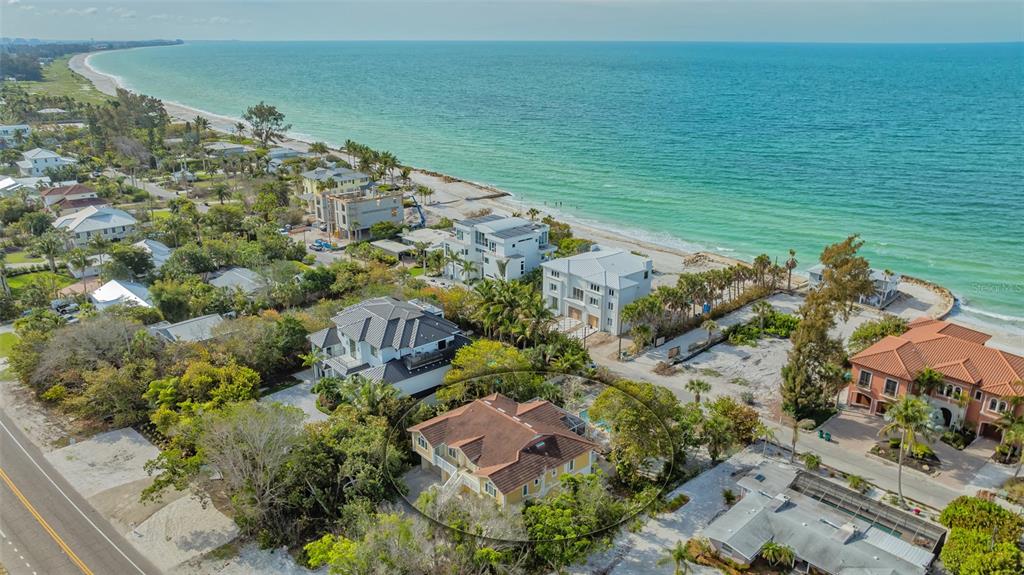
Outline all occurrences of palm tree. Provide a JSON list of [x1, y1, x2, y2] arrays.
[[67, 248, 91, 287], [913, 367, 945, 397], [211, 182, 230, 205], [656, 541, 692, 575], [233, 121, 247, 138], [309, 141, 329, 157], [33, 230, 67, 274], [460, 259, 478, 283], [995, 407, 1024, 463], [784, 249, 798, 291], [754, 422, 777, 456], [1004, 419, 1024, 478], [311, 376, 345, 409], [193, 115, 210, 142], [685, 379, 711, 404], [877, 395, 935, 506], [526, 207, 540, 221], [760, 542, 795, 568], [752, 300, 773, 331], [412, 241, 431, 273], [341, 374, 398, 415], [701, 318, 718, 344]]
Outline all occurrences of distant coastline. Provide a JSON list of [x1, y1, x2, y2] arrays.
[[70, 47, 1023, 351]]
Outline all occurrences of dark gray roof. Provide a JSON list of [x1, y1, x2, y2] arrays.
[[457, 214, 504, 226], [357, 334, 470, 385], [490, 224, 541, 239], [209, 267, 265, 295], [330, 297, 461, 350], [308, 326, 341, 349]]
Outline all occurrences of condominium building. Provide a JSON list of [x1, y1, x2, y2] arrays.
[[302, 167, 402, 239], [541, 245, 653, 335], [442, 214, 553, 281]]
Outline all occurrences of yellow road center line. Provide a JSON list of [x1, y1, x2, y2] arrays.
[[0, 467, 95, 575]]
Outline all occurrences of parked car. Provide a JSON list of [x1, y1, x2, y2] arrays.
[[308, 243, 324, 252]]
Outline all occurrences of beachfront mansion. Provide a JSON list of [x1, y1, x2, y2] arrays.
[[541, 245, 653, 335], [302, 166, 404, 240], [442, 214, 554, 281]]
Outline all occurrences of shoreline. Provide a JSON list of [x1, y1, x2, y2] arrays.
[[71, 51, 1024, 351]]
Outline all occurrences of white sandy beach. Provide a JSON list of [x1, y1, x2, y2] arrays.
[[68, 51, 1024, 352]]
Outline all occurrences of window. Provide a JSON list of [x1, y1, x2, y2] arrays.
[[607, 318, 612, 326], [989, 398, 1009, 413], [484, 256, 490, 264], [883, 379, 899, 397], [438, 339, 447, 350], [566, 459, 575, 471], [608, 288, 615, 296], [534, 478, 540, 486], [607, 302, 614, 310], [572, 287, 584, 300], [348, 339, 356, 356], [417, 435, 427, 449], [370, 346, 379, 358], [484, 482, 495, 496], [589, 297, 599, 306], [550, 283, 558, 292], [522, 485, 528, 496], [589, 283, 600, 292], [448, 447, 457, 458], [550, 271, 560, 278], [643, 271, 649, 279], [857, 370, 872, 388], [974, 389, 983, 401]]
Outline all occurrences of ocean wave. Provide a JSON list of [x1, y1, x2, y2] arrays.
[[957, 304, 1024, 326]]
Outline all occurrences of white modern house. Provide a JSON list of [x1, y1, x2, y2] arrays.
[[16, 148, 77, 177], [443, 214, 553, 282], [53, 206, 138, 247], [90, 280, 153, 310], [808, 264, 901, 308], [0, 124, 30, 147], [307, 297, 469, 397], [541, 245, 653, 335]]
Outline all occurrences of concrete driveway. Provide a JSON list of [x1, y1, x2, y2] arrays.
[[260, 381, 328, 423]]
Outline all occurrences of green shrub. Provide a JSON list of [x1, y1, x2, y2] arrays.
[[941, 429, 976, 450], [722, 489, 736, 505], [888, 437, 901, 449], [911, 443, 935, 460], [41, 384, 67, 403], [938, 496, 1024, 542], [803, 453, 821, 471], [847, 474, 868, 493], [940, 526, 1024, 575]]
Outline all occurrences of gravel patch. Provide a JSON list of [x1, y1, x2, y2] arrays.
[[44, 428, 160, 498], [130, 494, 239, 574]]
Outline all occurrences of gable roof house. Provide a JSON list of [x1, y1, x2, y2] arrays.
[[408, 393, 597, 507], [90, 279, 153, 310], [307, 297, 468, 397], [148, 314, 225, 344], [40, 183, 106, 212], [208, 267, 267, 297], [133, 239, 174, 270], [203, 141, 252, 156], [17, 148, 77, 177], [848, 317, 1024, 440], [52, 206, 138, 247]]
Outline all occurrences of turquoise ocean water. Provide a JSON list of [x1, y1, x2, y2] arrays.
[[90, 42, 1024, 334]]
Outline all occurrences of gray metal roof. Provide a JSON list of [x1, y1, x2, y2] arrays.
[[456, 214, 504, 226], [330, 297, 461, 350], [704, 463, 935, 575], [490, 224, 541, 239], [308, 326, 341, 349], [301, 166, 370, 182], [150, 314, 224, 343], [209, 267, 265, 295]]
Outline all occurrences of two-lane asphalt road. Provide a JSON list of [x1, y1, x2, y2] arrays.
[[0, 411, 161, 575]]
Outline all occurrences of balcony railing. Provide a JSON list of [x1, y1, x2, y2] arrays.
[[432, 453, 457, 476]]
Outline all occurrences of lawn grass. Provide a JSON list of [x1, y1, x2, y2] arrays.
[[4, 250, 45, 265], [408, 266, 425, 277], [149, 208, 172, 221], [0, 332, 19, 359], [18, 56, 113, 106], [7, 271, 77, 296]]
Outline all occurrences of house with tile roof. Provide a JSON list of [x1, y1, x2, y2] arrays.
[[541, 245, 653, 335], [408, 393, 597, 507], [41, 183, 99, 207], [443, 214, 554, 282], [306, 297, 469, 397], [52, 206, 137, 247], [848, 317, 1024, 439]]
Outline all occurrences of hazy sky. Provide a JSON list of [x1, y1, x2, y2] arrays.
[[3, 1, 1022, 43]]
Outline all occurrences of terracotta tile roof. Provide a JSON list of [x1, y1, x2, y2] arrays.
[[409, 393, 596, 494], [852, 318, 1024, 397], [40, 183, 95, 197]]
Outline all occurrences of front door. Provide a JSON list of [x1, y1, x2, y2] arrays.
[[568, 307, 582, 321], [588, 315, 599, 329]]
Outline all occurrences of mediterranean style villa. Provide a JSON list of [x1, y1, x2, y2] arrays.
[[703, 462, 943, 575], [52, 206, 138, 247], [443, 214, 554, 281], [408, 393, 598, 507], [848, 317, 1024, 439], [307, 297, 469, 397], [301, 166, 403, 240], [541, 245, 653, 335], [809, 264, 901, 309]]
